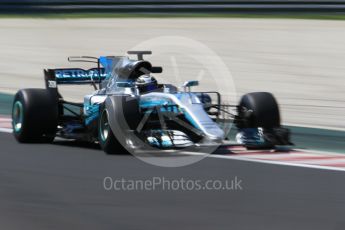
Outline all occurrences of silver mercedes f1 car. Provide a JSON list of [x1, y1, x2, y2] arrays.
[[12, 51, 291, 154]]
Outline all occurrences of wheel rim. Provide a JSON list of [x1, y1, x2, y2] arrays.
[[100, 110, 110, 142], [12, 101, 24, 133]]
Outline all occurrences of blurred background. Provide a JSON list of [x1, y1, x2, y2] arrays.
[[0, 0, 344, 151]]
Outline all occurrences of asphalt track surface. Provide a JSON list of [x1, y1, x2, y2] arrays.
[[0, 131, 345, 230]]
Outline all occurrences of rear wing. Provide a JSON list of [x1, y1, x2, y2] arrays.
[[44, 68, 106, 85], [43, 53, 161, 94], [43, 56, 109, 96]]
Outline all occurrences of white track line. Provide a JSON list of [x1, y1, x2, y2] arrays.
[[284, 123, 345, 132], [186, 152, 345, 172], [285, 158, 345, 165], [233, 153, 319, 160], [210, 154, 345, 172], [0, 128, 12, 133]]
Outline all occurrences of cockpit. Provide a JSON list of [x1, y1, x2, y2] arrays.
[[99, 52, 164, 94]]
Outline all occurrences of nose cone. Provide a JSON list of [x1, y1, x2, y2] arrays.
[[200, 121, 225, 141]]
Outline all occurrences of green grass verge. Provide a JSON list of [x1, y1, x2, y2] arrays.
[[0, 92, 13, 116], [1, 13, 345, 20], [286, 126, 345, 154]]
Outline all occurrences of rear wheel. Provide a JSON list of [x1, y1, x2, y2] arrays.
[[12, 89, 58, 143]]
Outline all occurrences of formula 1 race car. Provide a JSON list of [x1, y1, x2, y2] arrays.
[[12, 51, 291, 154]]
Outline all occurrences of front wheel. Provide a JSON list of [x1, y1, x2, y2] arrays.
[[237, 92, 280, 129], [98, 107, 127, 154], [236, 92, 291, 147]]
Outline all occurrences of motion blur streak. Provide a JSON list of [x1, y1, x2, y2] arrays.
[[0, 19, 344, 129]]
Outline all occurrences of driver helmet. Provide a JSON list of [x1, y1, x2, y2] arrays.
[[135, 74, 158, 93]]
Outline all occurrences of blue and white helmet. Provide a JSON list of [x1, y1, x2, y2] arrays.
[[135, 74, 158, 93]]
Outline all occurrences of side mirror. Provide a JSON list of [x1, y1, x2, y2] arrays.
[[183, 80, 199, 87], [182, 80, 199, 92]]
